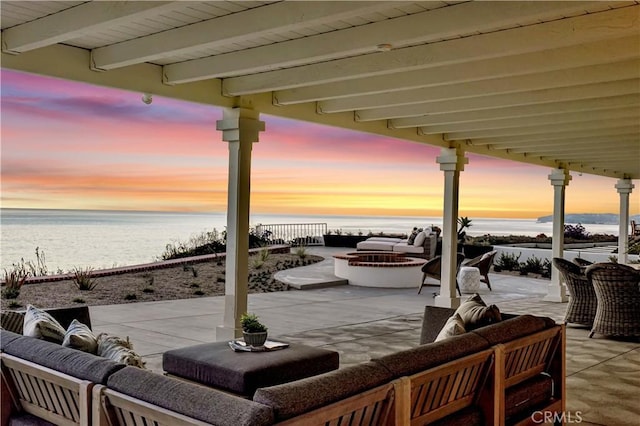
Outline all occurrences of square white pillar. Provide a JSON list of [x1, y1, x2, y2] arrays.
[[616, 179, 634, 264], [544, 168, 571, 302], [434, 147, 467, 309], [215, 107, 265, 341]]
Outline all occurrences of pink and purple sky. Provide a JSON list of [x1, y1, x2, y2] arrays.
[[1, 69, 637, 219]]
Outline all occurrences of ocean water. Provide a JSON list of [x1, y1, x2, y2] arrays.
[[0, 208, 620, 273]]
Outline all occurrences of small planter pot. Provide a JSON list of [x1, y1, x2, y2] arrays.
[[243, 331, 268, 347]]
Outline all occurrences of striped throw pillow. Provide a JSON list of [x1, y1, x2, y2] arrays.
[[63, 319, 98, 354], [22, 305, 66, 343], [97, 333, 146, 368]]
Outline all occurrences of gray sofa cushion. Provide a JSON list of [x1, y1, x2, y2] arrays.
[[2, 334, 124, 384], [1, 330, 24, 351], [374, 333, 489, 378], [107, 367, 274, 426], [6, 413, 55, 425], [471, 315, 556, 346], [253, 361, 393, 421]]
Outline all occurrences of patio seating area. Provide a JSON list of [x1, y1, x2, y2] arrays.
[[76, 247, 640, 426]]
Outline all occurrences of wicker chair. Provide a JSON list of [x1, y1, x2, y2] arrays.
[[572, 257, 593, 268], [585, 262, 640, 338], [462, 250, 497, 291], [553, 258, 597, 326], [418, 252, 465, 296]]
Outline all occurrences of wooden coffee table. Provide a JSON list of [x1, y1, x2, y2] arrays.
[[162, 341, 339, 397]]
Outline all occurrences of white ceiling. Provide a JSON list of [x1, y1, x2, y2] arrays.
[[2, 1, 639, 179]]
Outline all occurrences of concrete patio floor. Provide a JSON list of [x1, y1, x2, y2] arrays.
[[89, 247, 639, 426]]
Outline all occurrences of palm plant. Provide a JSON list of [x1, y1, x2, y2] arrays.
[[457, 217, 473, 242]]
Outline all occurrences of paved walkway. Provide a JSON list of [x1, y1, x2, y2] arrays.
[[89, 247, 639, 426]]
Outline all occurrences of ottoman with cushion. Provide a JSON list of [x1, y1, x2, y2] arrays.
[[163, 341, 339, 397]]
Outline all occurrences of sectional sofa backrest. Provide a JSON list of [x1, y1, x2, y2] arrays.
[[94, 366, 274, 426], [1, 305, 92, 334], [253, 360, 395, 424]]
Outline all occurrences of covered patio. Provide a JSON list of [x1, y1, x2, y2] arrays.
[[3, 0, 638, 337], [85, 246, 639, 425]]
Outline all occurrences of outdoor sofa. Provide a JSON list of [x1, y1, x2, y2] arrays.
[[1, 304, 564, 426], [356, 230, 439, 259]]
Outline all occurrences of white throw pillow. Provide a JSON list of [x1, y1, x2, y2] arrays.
[[22, 305, 66, 343], [63, 319, 98, 354], [435, 313, 466, 341], [413, 231, 427, 247], [454, 293, 502, 329]]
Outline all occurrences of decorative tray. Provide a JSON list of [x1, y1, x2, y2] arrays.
[[228, 339, 290, 352]]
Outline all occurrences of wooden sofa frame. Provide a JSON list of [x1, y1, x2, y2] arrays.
[[93, 379, 400, 426], [1, 353, 93, 425], [93, 384, 210, 426], [494, 325, 565, 426], [395, 348, 495, 425]]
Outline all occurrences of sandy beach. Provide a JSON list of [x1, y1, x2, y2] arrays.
[[1, 253, 323, 311]]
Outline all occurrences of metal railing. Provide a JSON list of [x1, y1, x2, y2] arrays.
[[255, 223, 327, 246]]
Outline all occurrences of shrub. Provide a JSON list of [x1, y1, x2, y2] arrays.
[[520, 256, 545, 274], [8, 301, 21, 309], [295, 245, 308, 259], [2, 264, 29, 299], [495, 252, 521, 271], [541, 259, 552, 278], [193, 290, 205, 296], [72, 298, 86, 304], [161, 228, 226, 260], [124, 294, 137, 300], [142, 287, 155, 293], [564, 223, 589, 240], [2, 287, 21, 300], [259, 247, 270, 262], [72, 267, 98, 290]]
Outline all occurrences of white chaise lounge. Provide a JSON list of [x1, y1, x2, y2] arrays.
[[357, 230, 438, 259]]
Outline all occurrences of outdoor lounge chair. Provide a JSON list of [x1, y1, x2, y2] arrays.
[[585, 262, 640, 338], [418, 253, 464, 296], [462, 250, 496, 291], [553, 258, 597, 327], [572, 257, 593, 267]]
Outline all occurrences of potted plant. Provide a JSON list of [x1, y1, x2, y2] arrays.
[[241, 313, 268, 347]]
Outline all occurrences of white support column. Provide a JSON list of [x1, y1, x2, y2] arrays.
[[544, 168, 571, 302], [215, 107, 265, 340], [615, 179, 634, 264], [435, 147, 468, 309]]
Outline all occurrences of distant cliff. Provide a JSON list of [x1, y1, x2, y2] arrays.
[[537, 213, 640, 224]]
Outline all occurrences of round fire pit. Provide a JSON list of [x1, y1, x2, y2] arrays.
[[333, 251, 427, 288]]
